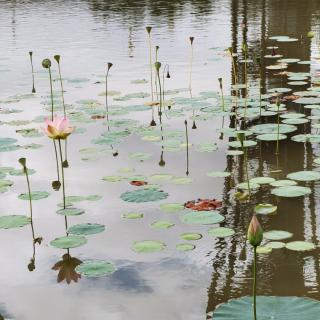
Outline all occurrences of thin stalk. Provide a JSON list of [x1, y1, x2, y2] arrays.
[[253, 246, 257, 320], [29, 52, 36, 93], [57, 63, 66, 117], [244, 45, 248, 118], [244, 146, 251, 196], [148, 33, 154, 101], [275, 101, 280, 155], [24, 165, 35, 239], [58, 139, 66, 209], [53, 140, 60, 181], [185, 120, 189, 175], [189, 40, 194, 91], [155, 46, 159, 101], [48, 67, 54, 120]]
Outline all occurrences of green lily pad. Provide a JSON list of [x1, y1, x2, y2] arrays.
[[256, 133, 287, 141], [180, 233, 202, 241], [176, 243, 195, 251], [151, 220, 175, 229], [50, 235, 87, 249], [228, 140, 257, 148], [160, 203, 184, 213], [265, 241, 286, 249], [9, 168, 36, 176], [249, 177, 275, 184], [181, 211, 225, 225], [287, 171, 320, 182], [270, 180, 297, 187], [75, 260, 116, 277], [56, 207, 85, 216], [208, 227, 235, 238], [264, 230, 293, 241], [0, 215, 31, 229], [236, 182, 260, 190], [271, 186, 311, 197], [250, 123, 296, 134], [292, 134, 320, 143], [120, 188, 168, 203], [102, 175, 123, 182], [286, 241, 316, 251], [171, 177, 193, 185], [207, 171, 231, 178], [254, 204, 277, 215], [68, 223, 105, 235], [212, 296, 320, 319], [133, 240, 166, 253], [129, 152, 152, 161], [123, 212, 143, 219], [149, 174, 173, 182], [18, 191, 49, 200], [256, 246, 273, 254]]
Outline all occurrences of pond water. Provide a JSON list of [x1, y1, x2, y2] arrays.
[[0, 0, 320, 319]]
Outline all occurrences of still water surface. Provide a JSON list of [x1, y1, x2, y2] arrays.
[[0, 0, 320, 319]]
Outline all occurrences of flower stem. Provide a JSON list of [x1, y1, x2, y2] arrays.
[[53, 140, 60, 182], [148, 33, 154, 102], [48, 67, 54, 121], [24, 166, 35, 240], [58, 139, 66, 209], [57, 63, 66, 117], [253, 245, 257, 320]]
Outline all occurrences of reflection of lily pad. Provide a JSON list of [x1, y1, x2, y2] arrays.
[[120, 188, 168, 203], [133, 240, 166, 253], [75, 260, 116, 277], [181, 211, 225, 225], [0, 215, 31, 229], [212, 296, 320, 319], [68, 223, 105, 235], [50, 235, 87, 249]]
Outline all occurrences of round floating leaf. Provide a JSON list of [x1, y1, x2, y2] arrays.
[[236, 182, 260, 190], [0, 215, 31, 229], [68, 223, 105, 235], [265, 241, 286, 249], [149, 174, 173, 182], [56, 207, 85, 216], [256, 246, 272, 254], [287, 171, 320, 182], [120, 188, 168, 203], [181, 211, 225, 225], [171, 177, 193, 185], [271, 186, 311, 197], [292, 134, 320, 143], [9, 168, 36, 176], [286, 241, 316, 251], [123, 212, 143, 219], [256, 133, 287, 141], [180, 233, 202, 241], [207, 171, 231, 178], [254, 204, 277, 215], [160, 203, 184, 213], [250, 123, 296, 134], [50, 235, 87, 249], [264, 230, 293, 241], [249, 177, 275, 185], [208, 227, 235, 238], [151, 220, 175, 229], [129, 152, 152, 161], [0, 180, 13, 188], [226, 150, 244, 156], [75, 260, 116, 277], [270, 180, 297, 187], [133, 240, 166, 253], [18, 191, 49, 200], [102, 175, 123, 182], [228, 140, 257, 148], [176, 243, 195, 251], [213, 296, 320, 320]]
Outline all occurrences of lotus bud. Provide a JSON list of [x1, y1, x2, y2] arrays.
[[54, 55, 60, 63], [192, 120, 197, 129], [107, 62, 113, 71], [42, 58, 51, 69], [189, 36, 194, 45], [307, 31, 315, 39], [150, 119, 156, 126], [146, 26, 152, 34], [18, 157, 26, 168], [156, 45, 159, 51], [247, 215, 263, 247], [154, 61, 161, 71], [218, 77, 223, 90], [29, 51, 33, 57]]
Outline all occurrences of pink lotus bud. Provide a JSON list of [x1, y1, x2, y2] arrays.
[[247, 215, 263, 247]]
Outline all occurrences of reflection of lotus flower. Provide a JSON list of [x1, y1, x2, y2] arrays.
[[42, 115, 74, 140], [247, 215, 263, 247], [52, 253, 82, 284]]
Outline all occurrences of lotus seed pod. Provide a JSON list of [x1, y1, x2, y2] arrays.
[[54, 55, 61, 63], [146, 26, 152, 34], [189, 36, 194, 45], [42, 58, 51, 69], [154, 61, 161, 70]]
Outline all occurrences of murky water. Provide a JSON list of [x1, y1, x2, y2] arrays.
[[0, 0, 320, 319]]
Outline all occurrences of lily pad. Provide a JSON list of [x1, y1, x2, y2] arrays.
[[207, 171, 231, 178], [287, 171, 320, 182], [264, 230, 293, 241], [56, 207, 85, 216], [68, 223, 105, 235], [75, 260, 116, 277], [160, 203, 184, 213], [270, 180, 297, 187], [123, 212, 143, 219], [254, 204, 277, 215], [133, 240, 166, 253], [212, 296, 320, 319], [120, 188, 168, 203], [208, 227, 235, 238], [0, 215, 31, 229], [249, 177, 275, 184], [265, 241, 286, 249], [176, 243, 195, 251], [18, 191, 49, 200], [180, 233, 202, 241], [271, 186, 311, 197], [50, 235, 87, 249], [181, 210, 225, 225], [151, 220, 175, 229], [286, 241, 316, 251]]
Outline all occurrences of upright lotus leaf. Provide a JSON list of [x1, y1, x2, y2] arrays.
[[212, 296, 320, 319], [75, 260, 116, 277], [120, 188, 168, 203]]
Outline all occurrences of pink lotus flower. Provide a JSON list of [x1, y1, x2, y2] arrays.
[[42, 115, 74, 140]]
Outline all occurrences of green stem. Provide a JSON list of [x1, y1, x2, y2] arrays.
[[148, 34, 154, 102], [253, 245, 257, 320], [58, 139, 66, 209], [48, 67, 54, 121], [25, 166, 35, 239], [244, 146, 251, 196], [53, 140, 60, 181], [276, 105, 280, 155], [189, 44, 193, 91], [57, 63, 66, 117]]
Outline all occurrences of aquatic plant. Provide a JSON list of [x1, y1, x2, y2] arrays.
[[29, 51, 36, 93], [146, 26, 154, 102], [247, 215, 263, 320], [218, 78, 225, 112], [18, 158, 42, 271], [237, 132, 251, 196], [188, 36, 194, 91], [184, 120, 189, 175]]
